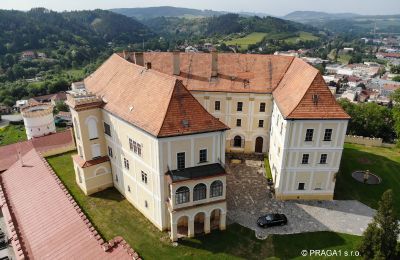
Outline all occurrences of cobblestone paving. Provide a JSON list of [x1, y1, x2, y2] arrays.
[[226, 160, 375, 239]]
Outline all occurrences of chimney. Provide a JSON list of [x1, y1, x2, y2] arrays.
[[145, 62, 152, 70], [134, 52, 144, 67], [173, 51, 180, 76], [211, 50, 218, 77], [123, 50, 127, 60]]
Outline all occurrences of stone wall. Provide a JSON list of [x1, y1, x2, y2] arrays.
[[345, 135, 396, 148]]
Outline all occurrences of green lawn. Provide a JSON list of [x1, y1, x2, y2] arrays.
[[225, 32, 267, 50], [284, 32, 319, 44], [47, 152, 362, 259], [335, 143, 400, 215], [0, 124, 27, 146]]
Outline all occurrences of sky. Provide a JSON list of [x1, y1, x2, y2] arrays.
[[1, 0, 400, 16]]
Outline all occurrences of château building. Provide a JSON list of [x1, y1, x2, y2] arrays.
[[67, 51, 349, 241]]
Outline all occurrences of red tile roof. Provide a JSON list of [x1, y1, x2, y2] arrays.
[[0, 149, 136, 259], [73, 154, 110, 168], [120, 52, 349, 120], [84, 54, 228, 138], [140, 52, 294, 93], [273, 58, 350, 119], [0, 130, 75, 172]]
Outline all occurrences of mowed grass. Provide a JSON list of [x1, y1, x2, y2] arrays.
[[225, 32, 267, 50], [335, 143, 400, 215], [47, 151, 362, 259], [284, 32, 319, 44], [0, 124, 27, 146]]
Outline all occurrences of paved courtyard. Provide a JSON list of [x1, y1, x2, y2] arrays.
[[226, 159, 375, 239]]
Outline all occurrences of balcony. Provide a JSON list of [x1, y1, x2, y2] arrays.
[[167, 163, 225, 183]]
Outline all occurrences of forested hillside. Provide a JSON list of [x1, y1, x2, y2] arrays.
[[0, 8, 153, 107]]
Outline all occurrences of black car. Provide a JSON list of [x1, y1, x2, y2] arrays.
[[257, 213, 287, 228]]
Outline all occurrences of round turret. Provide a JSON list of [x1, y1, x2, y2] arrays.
[[21, 104, 56, 140]]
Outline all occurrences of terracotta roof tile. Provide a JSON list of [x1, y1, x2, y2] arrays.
[[84, 54, 228, 138], [72, 154, 110, 168], [273, 58, 350, 119], [140, 52, 294, 93], [1, 149, 134, 259], [0, 130, 75, 172]]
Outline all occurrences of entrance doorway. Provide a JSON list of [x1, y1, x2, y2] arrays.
[[255, 137, 263, 153]]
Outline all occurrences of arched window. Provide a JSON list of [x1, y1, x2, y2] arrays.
[[86, 117, 98, 140], [95, 167, 107, 176], [210, 180, 223, 198], [175, 186, 190, 204], [74, 118, 80, 140], [233, 136, 242, 147], [193, 183, 207, 201]]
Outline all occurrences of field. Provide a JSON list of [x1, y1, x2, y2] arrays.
[[335, 143, 400, 215], [0, 124, 27, 146], [47, 151, 362, 259], [284, 32, 319, 44], [224, 32, 267, 50]]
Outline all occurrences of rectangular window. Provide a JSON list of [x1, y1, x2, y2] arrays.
[[199, 149, 207, 163], [177, 152, 185, 170], [215, 101, 220, 111], [324, 129, 333, 141], [280, 122, 283, 135], [320, 154, 328, 164], [236, 119, 242, 127], [237, 102, 243, 112], [124, 158, 129, 170], [298, 183, 305, 190], [129, 138, 142, 157], [301, 154, 309, 164], [104, 122, 111, 137], [258, 120, 264, 128], [127, 185, 131, 192], [141, 171, 148, 184], [305, 129, 314, 142], [91, 144, 101, 159], [259, 102, 266, 112], [108, 146, 113, 158]]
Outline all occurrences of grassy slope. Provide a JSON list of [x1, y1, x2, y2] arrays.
[[47, 152, 361, 259], [284, 32, 319, 44], [335, 143, 400, 215], [225, 32, 267, 50], [0, 124, 27, 146]]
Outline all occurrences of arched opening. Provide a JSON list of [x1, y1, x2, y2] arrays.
[[233, 135, 242, 148], [194, 212, 205, 234], [210, 209, 222, 230], [175, 186, 190, 204], [255, 136, 263, 153], [193, 183, 207, 201], [210, 180, 223, 198], [86, 117, 98, 140], [95, 167, 107, 176], [177, 216, 189, 237]]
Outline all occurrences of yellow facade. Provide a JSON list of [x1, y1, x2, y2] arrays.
[[192, 91, 272, 154]]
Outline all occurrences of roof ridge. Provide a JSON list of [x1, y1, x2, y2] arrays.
[[272, 56, 296, 92], [156, 79, 180, 136], [286, 70, 319, 118]]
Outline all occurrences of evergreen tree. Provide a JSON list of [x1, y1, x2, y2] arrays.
[[359, 190, 399, 259]]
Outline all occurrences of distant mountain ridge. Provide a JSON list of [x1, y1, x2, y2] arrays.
[[110, 6, 270, 19], [283, 11, 360, 22]]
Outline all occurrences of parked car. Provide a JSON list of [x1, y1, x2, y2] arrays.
[[257, 213, 287, 228]]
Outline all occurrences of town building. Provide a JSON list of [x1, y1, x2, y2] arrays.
[[67, 52, 349, 240], [21, 103, 56, 140]]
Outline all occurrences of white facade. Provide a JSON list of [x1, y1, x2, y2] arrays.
[[21, 104, 56, 140], [269, 101, 348, 200]]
